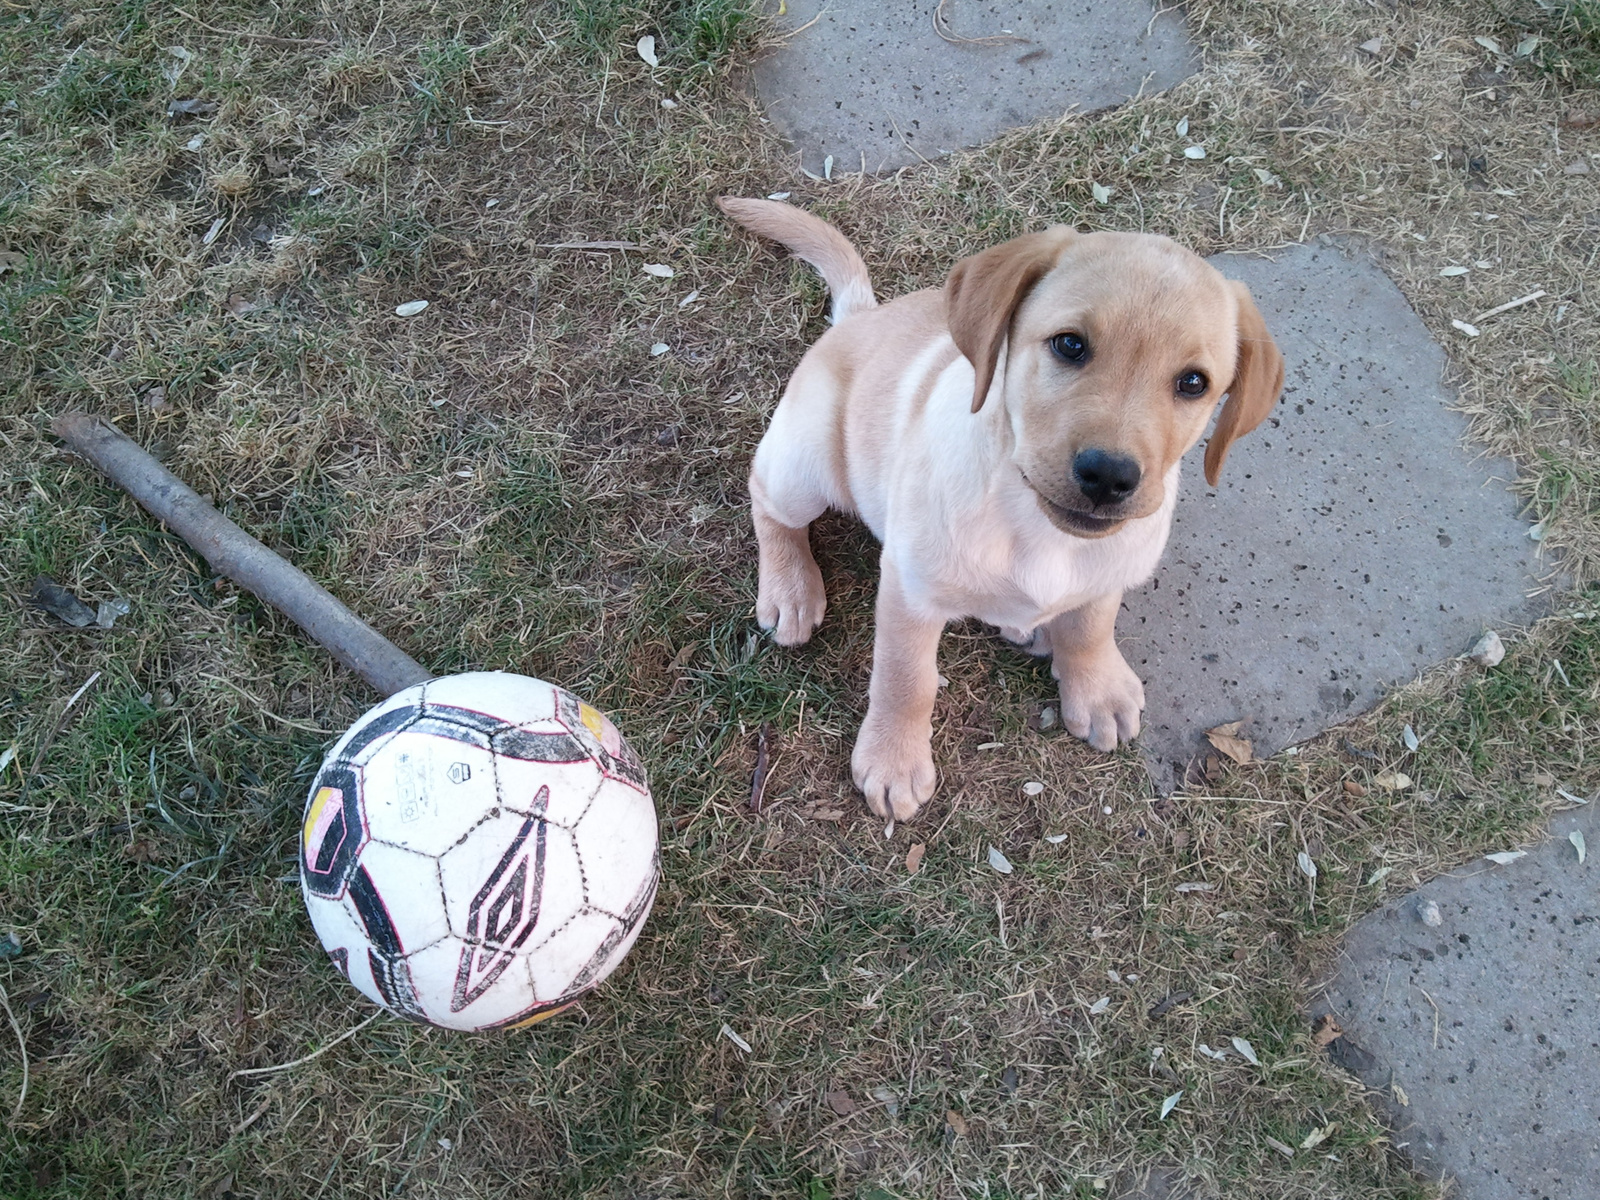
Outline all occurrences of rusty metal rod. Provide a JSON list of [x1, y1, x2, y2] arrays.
[[53, 411, 433, 698]]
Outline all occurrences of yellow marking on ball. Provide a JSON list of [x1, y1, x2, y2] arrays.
[[578, 702, 607, 740], [505, 1001, 577, 1030], [303, 785, 339, 846]]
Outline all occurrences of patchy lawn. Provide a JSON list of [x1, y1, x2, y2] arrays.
[[1, 1, 1597, 1196]]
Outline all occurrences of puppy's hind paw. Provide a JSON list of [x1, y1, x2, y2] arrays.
[[756, 559, 826, 646]]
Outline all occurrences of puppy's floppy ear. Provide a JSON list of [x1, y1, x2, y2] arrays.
[[945, 227, 1075, 413], [1203, 281, 1285, 486]]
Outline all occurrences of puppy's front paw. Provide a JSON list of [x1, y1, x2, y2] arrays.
[[1055, 647, 1145, 753], [851, 716, 936, 821], [756, 555, 826, 646]]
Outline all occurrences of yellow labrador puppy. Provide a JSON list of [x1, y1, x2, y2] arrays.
[[719, 198, 1284, 823]]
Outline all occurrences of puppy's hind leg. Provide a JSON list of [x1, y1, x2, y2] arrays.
[[749, 468, 828, 646]]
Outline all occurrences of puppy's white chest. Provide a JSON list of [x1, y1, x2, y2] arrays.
[[909, 471, 1178, 629]]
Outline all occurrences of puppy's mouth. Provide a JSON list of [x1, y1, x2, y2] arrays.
[[1022, 474, 1129, 539]]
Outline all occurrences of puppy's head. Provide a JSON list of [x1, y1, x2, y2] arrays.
[[945, 228, 1284, 538]]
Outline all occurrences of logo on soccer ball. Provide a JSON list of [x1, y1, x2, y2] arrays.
[[452, 789, 550, 1012]]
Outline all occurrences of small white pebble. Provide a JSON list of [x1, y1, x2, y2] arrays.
[[661, 97, 678, 108], [650, 342, 670, 356], [1184, 145, 1206, 159], [1417, 898, 1443, 927], [1102, 805, 1113, 815], [484, 198, 500, 208], [1022, 781, 1044, 797]]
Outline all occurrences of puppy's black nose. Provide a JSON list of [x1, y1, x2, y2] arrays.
[[1072, 449, 1142, 506]]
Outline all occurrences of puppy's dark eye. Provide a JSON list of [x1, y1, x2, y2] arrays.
[[1176, 370, 1209, 397], [1050, 332, 1089, 364]]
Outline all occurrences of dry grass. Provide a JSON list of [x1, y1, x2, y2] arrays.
[[1, 0, 1598, 1197]]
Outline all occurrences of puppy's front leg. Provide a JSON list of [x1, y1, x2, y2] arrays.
[[852, 557, 944, 821], [1045, 592, 1144, 752]]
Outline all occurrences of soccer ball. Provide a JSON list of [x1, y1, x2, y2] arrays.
[[299, 672, 658, 1031]]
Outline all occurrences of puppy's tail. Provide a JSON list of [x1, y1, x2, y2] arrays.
[[717, 196, 877, 325]]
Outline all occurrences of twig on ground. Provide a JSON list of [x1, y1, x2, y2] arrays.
[[750, 722, 772, 814], [933, 0, 1029, 45], [172, 9, 331, 46], [0, 982, 28, 1119], [226, 1012, 382, 1082]]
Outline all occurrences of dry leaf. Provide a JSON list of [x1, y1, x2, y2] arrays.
[[1206, 721, 1253, 764], [1374, 772, 1412, 791], [945, 1110, 968, 1136], [1451, 318, 1480, 337], [1391, 1080, 1409, 1106], [1184, 145, 1207, 159], [1231, 1036, 1260, 1065], [1312, 1015, 1343, 1046], [1474, 35, 1503, 54], [0, 249, 24, 274], [201, 216, 225, 246], [1570, 830, 1587, 864], [1440, 265, 1470, 276], [224, 294, 256, 316], [1484, 850, 1526, 865], [1175, 116, 1189, 136], [1088, 996, 1110, 1015], [641, 262, 675, 278], [1196, 1043, 1227, 1060], [1301, 1124, 1333, 1151], [1344, 780, 1368, 797], [1091, 182, 1112, 204], [1264, 1136, 1296, 1159], [905, 842, 926, 874], [1159, 1091, 1183, 1120], [677, 289, 700, 308], [1297, 851, 1318, 879], [1359, 36, 1383, 54], [719, 1023, 751, 1053], [987, 845, 1013, 875], [1252, 167, 1282, 187], [1044, 833, 1067, 844], [766, 191, 791, 200], [1403, 724, 1420, 751], [636, 35, 659, 67], [394, 299, 429, 317], [1175, 881, 1215, 893], [871, 1087, 900, 1118], [825, 1089, 856, 1116], [649, 342, 670, 356]]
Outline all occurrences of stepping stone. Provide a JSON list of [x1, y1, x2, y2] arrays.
[[1315, 801, 1599, 1199], [1123, 241, 1543, 788], [750, 0, 1195, 175]]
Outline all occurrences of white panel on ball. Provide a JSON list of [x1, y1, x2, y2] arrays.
[[354, 841, 452, 952], [528, 907, 621, 1002], [358, 733, 499, 856], [421, 671, 558, 723], [574, 778, 660, 918]]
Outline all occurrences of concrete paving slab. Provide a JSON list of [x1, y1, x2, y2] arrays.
[[749, 0, 1195, 175], [1121, 240, 1544, 788], [1315, 802, 1600, 1199]]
